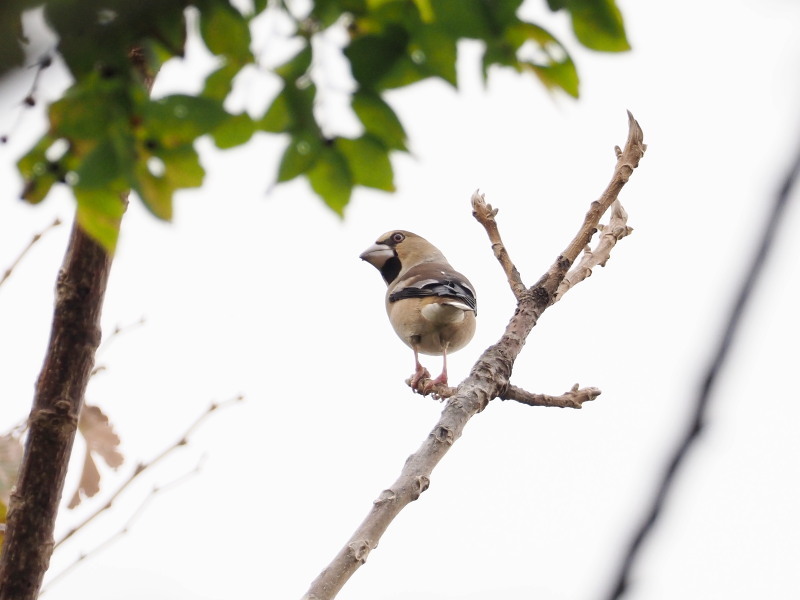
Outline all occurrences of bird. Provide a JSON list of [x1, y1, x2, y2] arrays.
[[359, 230, 477, 393]]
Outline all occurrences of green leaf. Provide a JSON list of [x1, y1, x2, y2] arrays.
[[411, 0, 435, 22], [144, 95, 228, 147], [49, 77, 130, 141], [337, 135, 395, 191], [569, 0, 629, 51], [352, 91, 408, 151], [75, 139, 126, 189], [307, 147, 353, 215], [212, 112, 256, 149], [202, 62, 241, 101], [275, 45, 312, 81], [504, 23, 580, 98], [18, 136, 62, 204], [412, 25, 458, 86], [489, 0, 525, 25], [134, 145, 205, 220], [259, 88, 292, 133], [428, 0, 493, 39], [277, 133, 323, 182], [74, 188, 124, 252], [198, 2, 252, 63], [373, 54, 427, 90], [345, 26, 409, 89], [258, 82, 317, 134], [310, 0, 361, 27]]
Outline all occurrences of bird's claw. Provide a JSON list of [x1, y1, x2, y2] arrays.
[[407, 366, 431, 391], [406, 373, 453, 400]]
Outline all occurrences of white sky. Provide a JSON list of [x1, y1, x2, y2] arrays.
[[2, 0, 800, 599]]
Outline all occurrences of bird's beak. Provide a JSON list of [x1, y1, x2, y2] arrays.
[[359, 243, 394, 267]]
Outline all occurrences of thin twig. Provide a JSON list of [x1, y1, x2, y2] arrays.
[[557, 111, 645, 270], [98, 317, 147, 354], [54, 395, 243, 549], [554, 200, 632, 302], [471, 190, 527, 299], [501, 383, 601, 408], [91, 317, 147, 376], [602, 133, 800, 600], [0, 218, 62, 289], [41, 460, 204, 596]]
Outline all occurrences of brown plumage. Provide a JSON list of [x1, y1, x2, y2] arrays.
[[360, 230, 477, 390]]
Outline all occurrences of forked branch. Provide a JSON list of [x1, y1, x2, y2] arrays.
[[302, 112, 646, 600]]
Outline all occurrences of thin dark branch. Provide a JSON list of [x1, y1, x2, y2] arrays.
[[603, 136, 800, 600], [41, 459, 204, 596], [0, 217, 62, 289], [54, 395, 243, 549]]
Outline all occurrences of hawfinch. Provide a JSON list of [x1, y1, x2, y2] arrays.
[[360, 230, 477, 391]]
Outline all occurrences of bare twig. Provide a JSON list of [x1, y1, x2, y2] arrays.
[[0, 218, 62, 289], [557, 111, 645, 270], [408, 381, 600, 409], [54, 395, 243, 549], [603, 131, 800, 600], [98, 317, 147, 353], [302, 112, 646, 600], [471, 191, 527, 299], [41, 460, 204, 596], [91, 317, 147, 376], [501, 383, 601, 408], [555, 200, 632, 302]]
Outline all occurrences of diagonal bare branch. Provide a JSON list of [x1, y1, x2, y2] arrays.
[[302, 112, 646, 600], [602, 124, 800, 600]]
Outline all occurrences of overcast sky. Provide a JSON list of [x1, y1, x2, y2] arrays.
[[2, 0, 800, 599]]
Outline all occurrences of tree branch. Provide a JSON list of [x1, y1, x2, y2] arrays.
[[0, 55, 156, 600], [500, 383, 601, 408], [302, 112, 645, 600], [0, 217, 62, 290], [602, 125, 800, 600], [41, 460, 204, 596], [54, 395, 242, 549], [0, 221, 116, 600], [471, 191, 527, 299], [554, 200, 632, 303]]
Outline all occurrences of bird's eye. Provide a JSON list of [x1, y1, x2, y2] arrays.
[[392, 232, 405, 243]]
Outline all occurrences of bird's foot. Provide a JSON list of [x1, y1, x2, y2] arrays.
[[408, 365, 431, 391], [406, 371, 454, 400]]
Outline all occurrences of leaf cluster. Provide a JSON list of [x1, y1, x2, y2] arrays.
[[7, 0, 629, 250]]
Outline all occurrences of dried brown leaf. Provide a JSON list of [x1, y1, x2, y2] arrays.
[[68, 450, 100, 509], [79, 404, 123, 469], [0, 433, 23, 506], [68, 405, 124, 509]]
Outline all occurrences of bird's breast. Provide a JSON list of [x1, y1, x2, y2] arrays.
[[386, 297, 476, 356]]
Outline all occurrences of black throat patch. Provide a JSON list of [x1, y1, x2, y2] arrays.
[[380, 256, 401, 285]]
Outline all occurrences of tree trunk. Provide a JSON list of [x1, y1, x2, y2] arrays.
[[0, 222, 114, 600]]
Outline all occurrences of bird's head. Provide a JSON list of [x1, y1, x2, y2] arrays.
[[359, 230, 445, 285]]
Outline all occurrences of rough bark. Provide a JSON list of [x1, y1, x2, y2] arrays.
[[0, 223, 114, 600]]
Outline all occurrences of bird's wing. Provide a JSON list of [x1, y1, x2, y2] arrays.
[[389, 266, 477, 315]]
